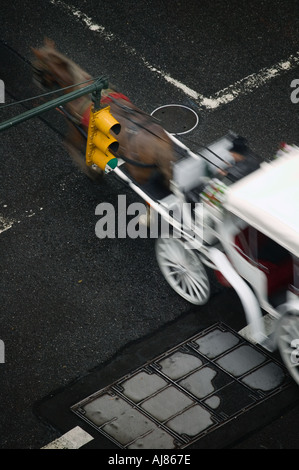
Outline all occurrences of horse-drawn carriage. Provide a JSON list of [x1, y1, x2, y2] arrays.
[[113, 134, 299, 387], [4, 39, 298, 387]]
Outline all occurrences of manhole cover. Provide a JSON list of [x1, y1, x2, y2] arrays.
[[151, 104, 199, 135], [71, 324, 290, 449]]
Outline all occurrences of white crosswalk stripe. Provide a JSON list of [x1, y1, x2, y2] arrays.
[[42, 426, 94, 449]]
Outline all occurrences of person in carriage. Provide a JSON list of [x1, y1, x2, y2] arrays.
[[217, 136, 260, 183]]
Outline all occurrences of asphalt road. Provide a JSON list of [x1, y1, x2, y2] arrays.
[[0, 0, 299, 451]]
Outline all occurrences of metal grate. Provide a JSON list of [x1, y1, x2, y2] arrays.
[[71, 324, 289, 449]]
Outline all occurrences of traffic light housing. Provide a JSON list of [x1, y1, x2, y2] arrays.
[[85, 105, 121, 172]]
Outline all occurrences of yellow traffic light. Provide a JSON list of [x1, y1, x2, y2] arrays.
[[86, 105, 121, 172]]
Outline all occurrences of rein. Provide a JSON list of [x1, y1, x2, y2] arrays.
[[119, 155, 157, 168], [109, 96, 170, 144], [58, 105, 157, 169], [109, 96, 188, 161]]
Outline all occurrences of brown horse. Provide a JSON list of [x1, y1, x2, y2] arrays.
[[31, 39, 180, 186]]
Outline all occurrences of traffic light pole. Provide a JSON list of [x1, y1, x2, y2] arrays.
[[0, 77, 108, 132]]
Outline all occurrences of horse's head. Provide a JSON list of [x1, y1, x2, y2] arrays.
[[31, 38, 91, 91]]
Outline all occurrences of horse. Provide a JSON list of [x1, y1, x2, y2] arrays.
[[31, 38, 181, 187]]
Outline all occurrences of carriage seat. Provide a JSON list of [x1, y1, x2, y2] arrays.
[[234, 227, 293, 296]]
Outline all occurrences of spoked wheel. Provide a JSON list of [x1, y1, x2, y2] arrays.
[[276, 309, 299, 386], [155, 236, 211, 305]]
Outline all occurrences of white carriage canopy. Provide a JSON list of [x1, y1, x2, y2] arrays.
[[224, 146, 299, 258]]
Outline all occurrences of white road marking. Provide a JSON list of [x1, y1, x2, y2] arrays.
[[200, 52, 299, 109], [0, 216, 14, 234], [0, 207, 44, 235], [51, 0, 299, 110], [41, 426, 94, 449]]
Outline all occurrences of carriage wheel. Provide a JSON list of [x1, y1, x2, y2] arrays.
[[155, 236, 211, 305], [276, 309, 299, 386]]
